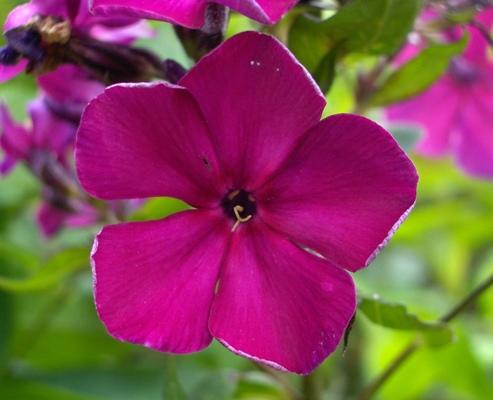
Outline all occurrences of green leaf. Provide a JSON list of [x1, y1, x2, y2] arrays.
[[234, 373, 285, 400], [369, 35, 468, 106], [314, 48, 338, 93], [289, 0, 422, 85], [0, 291, 13, 361], [0, 247, 89, 292], [359, 295, 454, 347], [130, 197, 189, 222]]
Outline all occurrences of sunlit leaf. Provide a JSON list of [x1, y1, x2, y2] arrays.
[[0, 247, 89, 292], [369, 35, 468, 106], [359, 295, 454, 346], [129, 197, 189, 222], [289, 0, 422, 90], [234, 373, 286, 400]]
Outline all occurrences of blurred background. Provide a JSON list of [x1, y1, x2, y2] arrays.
[[1, 0, 493, 399]]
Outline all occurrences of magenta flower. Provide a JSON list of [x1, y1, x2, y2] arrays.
[[0, 98, 102, 236], [76, 32, 417, 374], [38, 65, 105, 122], [91, 0, 297, 28], [0, 98, 74, 174], [0, 0, 152, 83], [387, 9, 493, 178], [37, 199, 99, 237]]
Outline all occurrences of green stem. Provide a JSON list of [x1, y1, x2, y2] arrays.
[[252, 362, 299, 400], [302, 372, 322, 400], [439, 273, 493, 323], [357, 272, 493, 400]]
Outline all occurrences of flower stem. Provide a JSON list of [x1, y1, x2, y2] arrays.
[[439, 273, 493, 323], [302, 372, 322, 400], [252, 362, 300, 400], [357, 272, 493, 400]]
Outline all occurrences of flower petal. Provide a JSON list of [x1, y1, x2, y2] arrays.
[[258, 114, 418, 272], [38, 65, 104, 107], [91, 0, 208, 29], [37, 202, 66, 237], [28, 98, 76, 155], [91, 0, 296, 27], [0, 103, 31, 159], [0, 62, 26, 83], [454, 85, 493, 179], [4, 0, 71, 31], [464, 9, 493, 65], [387, 77, 461, 156], [218, 0, 297, 24], [209, 222, 356, 374], [89, 20, 154, 44], [76, 82, 221, 206], [181, 31, 325, 189], [93, 210, 229, 353]]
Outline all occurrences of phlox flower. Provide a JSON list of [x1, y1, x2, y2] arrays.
[[0, 98, 74, 174], [76, 32, 418, 374], [91, 0, 298, 28], [0, 99, 97, 236], [37, 196, 99, 237], [387, 9, 493, 178]]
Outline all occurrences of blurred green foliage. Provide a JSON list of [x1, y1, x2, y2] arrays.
[[1, 1, 493, 399]]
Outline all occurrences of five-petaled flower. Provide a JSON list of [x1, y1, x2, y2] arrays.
[[91, 0, 297, 28], [76, 32, 418, 374], [387, 9, 493, 179]]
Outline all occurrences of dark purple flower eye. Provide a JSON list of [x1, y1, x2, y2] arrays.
[[221, 189, 257, 230], [5, 27, 45, 62]]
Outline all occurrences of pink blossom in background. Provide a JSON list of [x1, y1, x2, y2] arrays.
[[0, 99, 102, 236], [76, 32, 418, 374], [38, 65, 105, 122], [91, 0, 298, 28], [0, 98, 74, 174], [1, 0, 153, 84], [37, 199, 99, 238], [387, 9, 493, 179]]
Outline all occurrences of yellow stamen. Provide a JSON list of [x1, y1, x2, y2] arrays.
[[231, 205, 252, 232], [228, 189, 240, 200]]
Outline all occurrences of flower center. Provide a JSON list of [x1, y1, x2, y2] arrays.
[[449, 57, 480, 85], [221, 189, 256, 231]]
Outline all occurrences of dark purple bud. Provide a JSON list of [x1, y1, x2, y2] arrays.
[[66, 37, 167, 84], [162, 59, 187, 84], [0, 46, 21, 65], [5, 27, 45, 62], [202, 4, 229, 35], [174, 4, 228, 61], [43, 186, 76, 213]]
